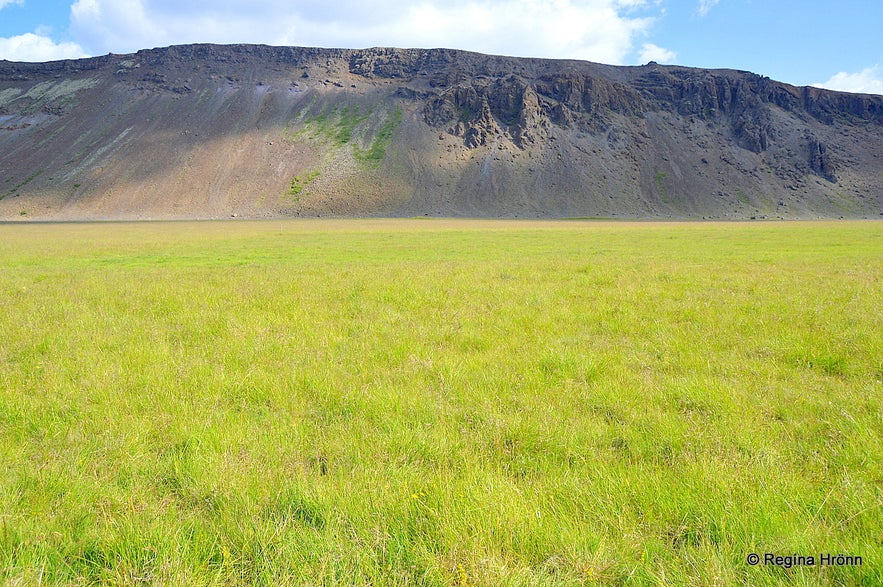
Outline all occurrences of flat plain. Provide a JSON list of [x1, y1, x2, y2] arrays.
[[0, 219, 880, 586]]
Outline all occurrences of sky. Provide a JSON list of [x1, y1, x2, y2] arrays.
[[0, 0, 880, 94]]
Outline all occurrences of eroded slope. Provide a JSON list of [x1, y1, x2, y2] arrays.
[[0, 45, 880, 219]]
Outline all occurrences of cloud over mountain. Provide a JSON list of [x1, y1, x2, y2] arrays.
[[0, 32, 87, 62], [813, 66, 883, 96], [70, 0, 664, 64]]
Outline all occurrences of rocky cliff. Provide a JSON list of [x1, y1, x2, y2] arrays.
[[0, 44, 880, 219]]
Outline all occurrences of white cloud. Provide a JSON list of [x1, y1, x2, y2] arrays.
[[812, 66, 883, 96], [0, 0, 24, 10], [0, 33, 89, 62], [639, 43, 676, 64], [70, 0, 661, 65], [697, 0, 719, 17]]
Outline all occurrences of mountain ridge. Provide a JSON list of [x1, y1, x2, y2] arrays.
[[1, 44, 880, 219]]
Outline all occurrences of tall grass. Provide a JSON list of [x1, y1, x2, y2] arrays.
[[0, 220, 880, 585]]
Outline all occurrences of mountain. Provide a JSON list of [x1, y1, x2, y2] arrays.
[[0, 44, 881, 220]]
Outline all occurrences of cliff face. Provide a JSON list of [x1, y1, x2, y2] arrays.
[[0, 44, 880, 219]]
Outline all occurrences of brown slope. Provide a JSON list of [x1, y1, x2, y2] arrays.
[[0, 44, 880, 220]]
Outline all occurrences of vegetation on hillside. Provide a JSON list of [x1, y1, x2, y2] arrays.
[[294, 105, 402, 166], [286, 170, 320, 200]]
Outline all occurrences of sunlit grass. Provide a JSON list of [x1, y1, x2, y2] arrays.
[[0, 219, 880, 585]]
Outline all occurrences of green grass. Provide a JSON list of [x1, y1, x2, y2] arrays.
[[0, 219, 880, 586]]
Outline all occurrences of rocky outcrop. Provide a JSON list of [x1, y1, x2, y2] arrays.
[[423, 71, 647, 149], [423, 77, 555, 147], [807, 136, 837, 182]]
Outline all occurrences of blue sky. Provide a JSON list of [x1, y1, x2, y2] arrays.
[[0, 0, 880, 94]]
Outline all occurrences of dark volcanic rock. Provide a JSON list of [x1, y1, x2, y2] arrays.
[[0, 44, 880, 220], [807, 136, 837, 182]]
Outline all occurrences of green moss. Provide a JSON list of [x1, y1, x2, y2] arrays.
[[334, 106, 368, 145], [287, 170, 320, 200], [654, 170, 667, 201], [293, 106, 402, 167], [3, 170, 43, 200], [294, 105, 368, 146], [355, 108, 403, 167]]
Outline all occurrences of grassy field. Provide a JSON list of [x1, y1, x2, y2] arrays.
[[0, 219, 880, 586]]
